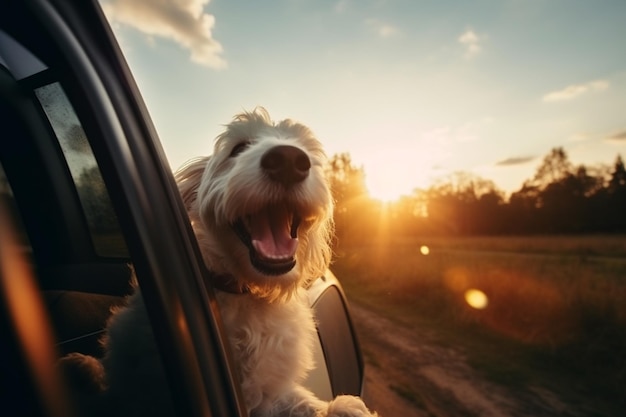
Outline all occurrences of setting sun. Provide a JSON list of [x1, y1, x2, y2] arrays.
[[359, 148, 439, 203], [365, 173, 410, 202]]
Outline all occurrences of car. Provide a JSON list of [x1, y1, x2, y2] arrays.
[[0, 1, 365, 416]]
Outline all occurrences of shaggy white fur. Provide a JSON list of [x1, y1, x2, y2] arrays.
[[62, 108, 378, 417]]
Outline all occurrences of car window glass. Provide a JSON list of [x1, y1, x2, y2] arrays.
[[34, 82, 128, 257]]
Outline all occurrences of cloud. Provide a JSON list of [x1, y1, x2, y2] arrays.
[[458, 29, 483, 58], [101, 0, 226, 69], [422, 118, 492, 146], [365, 19, 399, 38], [542, 80, 609, 102], [496, 156, 535, 166], [606, 130, 626, 142]]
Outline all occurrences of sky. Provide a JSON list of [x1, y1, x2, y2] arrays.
[[99, 0, 626, 201]]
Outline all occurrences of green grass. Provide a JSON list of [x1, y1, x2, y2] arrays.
[[333, 235, 626, 414]]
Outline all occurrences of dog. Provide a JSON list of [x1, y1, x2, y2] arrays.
[[62, 108, 377, 417]]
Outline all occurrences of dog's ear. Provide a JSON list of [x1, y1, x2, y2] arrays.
[[175, 156, 210, 210]]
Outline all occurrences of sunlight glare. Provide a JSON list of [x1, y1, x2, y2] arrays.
[[420, 245, 430, 255], [365, 173, 408, 203], [358, 146, 436, 203]]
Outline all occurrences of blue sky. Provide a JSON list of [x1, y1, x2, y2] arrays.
[[100, 0, 626, 200]]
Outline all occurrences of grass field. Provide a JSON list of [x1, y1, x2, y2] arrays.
[[332, 235, 626, 412]]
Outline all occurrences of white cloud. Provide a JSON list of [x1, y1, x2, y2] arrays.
[[422, 119, 491, 145], [606, 130, 626, 142], [365, 19, 399, 38], [101, 0, 226, 69], [458, 29, 483, 58], [542, 80, 609, 102]]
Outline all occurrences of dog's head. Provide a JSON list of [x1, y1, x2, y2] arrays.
[[176, 108, 334, 300]]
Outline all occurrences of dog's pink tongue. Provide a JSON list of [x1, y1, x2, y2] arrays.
[[249, 206, 298, 260]]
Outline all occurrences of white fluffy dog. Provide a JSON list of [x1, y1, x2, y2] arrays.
[[63, 108, 377, 417]]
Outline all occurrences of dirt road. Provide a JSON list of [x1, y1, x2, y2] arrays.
[[349, 302, 581, 417]]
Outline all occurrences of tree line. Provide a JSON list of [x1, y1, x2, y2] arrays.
[[327, 148, 626, 240]]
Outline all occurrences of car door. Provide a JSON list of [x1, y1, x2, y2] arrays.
[[0, 1, 246, 416]]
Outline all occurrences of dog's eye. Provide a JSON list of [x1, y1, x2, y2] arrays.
[[230, 142, 250, 157]]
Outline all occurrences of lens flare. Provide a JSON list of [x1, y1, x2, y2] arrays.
[[465, 289, 488, 309]]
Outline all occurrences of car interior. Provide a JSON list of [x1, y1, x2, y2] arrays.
[[0, 15, 364, 415]]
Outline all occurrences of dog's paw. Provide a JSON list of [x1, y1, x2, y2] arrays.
[[325, 395, 378, 417], [57, 353, 108, 417], [58, 352, 106, 394]]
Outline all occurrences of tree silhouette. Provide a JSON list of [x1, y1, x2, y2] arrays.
[[327, 148, 626, 237], [605, 155, 626, 231], [423, 172, 504, 235], [608, 155, 626, 192], [325, 153, 371, 242], [326, 153, 367, 205], [530, 147, 572, 189], [539, 169, 591, 233]]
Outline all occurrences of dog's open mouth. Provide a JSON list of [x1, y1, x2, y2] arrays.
[[232, 204, 301, 276]]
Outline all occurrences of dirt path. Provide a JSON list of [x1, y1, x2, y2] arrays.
[[350, 302, 580, 417]]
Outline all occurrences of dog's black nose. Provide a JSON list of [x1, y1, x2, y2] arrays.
[[261, 145, 311, 186]]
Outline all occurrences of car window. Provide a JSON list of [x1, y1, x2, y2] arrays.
[[34, 82, 128, 258]]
